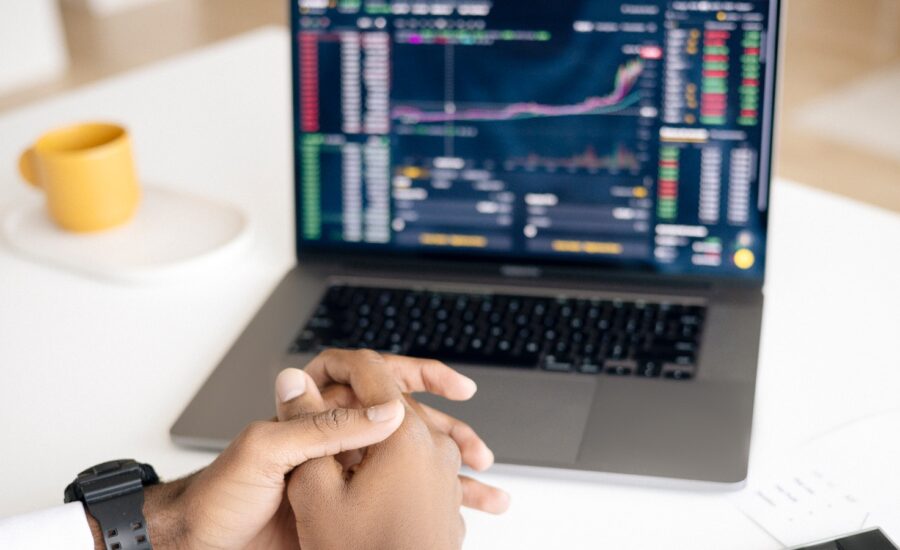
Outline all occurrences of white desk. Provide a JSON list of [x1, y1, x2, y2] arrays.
[[1, 29, 899, 549]]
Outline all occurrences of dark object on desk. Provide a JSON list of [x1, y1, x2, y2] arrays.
[[172, 0, 781, 484], [795, 529, 899, 550]]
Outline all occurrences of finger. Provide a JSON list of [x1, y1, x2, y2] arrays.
[[275, 368, 326, 421], [244, 399, 406, 477], [419, 403, 494, 472], [306, 350, 477, 402], [459, 475, 510, 515], [320, 384, 359, 409], [381, 354, 478, 401], [304, 349, 404, 406]]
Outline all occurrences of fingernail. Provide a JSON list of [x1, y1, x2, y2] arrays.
[[462, 376, 478, 395], [366, 400, 401, 422], [276, 368, 306, 403]]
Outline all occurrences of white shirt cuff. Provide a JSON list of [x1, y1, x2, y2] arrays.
[[0, 502, 95, 550]]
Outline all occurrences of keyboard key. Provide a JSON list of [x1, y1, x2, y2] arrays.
[[636, 360, 662, 378], [542, 356, 573, 372], [290, 330, 316, 353], [578, 362, 602, 374], [604, 360, 636, 376], [662, 363, 696, 380]]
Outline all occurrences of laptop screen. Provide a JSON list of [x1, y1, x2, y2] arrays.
[[292, 0, 780, 280]]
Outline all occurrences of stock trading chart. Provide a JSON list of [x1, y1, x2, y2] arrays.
[[294, 0, 777, 278]]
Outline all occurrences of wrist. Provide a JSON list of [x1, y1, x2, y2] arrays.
[[143, 482, 189, 549], [82, 505, 104, 550]]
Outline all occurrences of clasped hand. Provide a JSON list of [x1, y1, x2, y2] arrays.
[[133, 350, 508, 550]]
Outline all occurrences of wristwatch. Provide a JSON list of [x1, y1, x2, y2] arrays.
[[64, 459, 160, 550]]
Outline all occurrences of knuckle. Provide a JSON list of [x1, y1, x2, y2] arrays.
[[313, 408, 352, 432], [285, 410, 308, 422], [234, 421, 271, 458], [240, 421, 269, 444], [387, 424, 422, 453], [399, 411, 431, 440], [404, 416, 432, 441], [421, 370, 439, 395], [455, 420, 476, 441], [439, 435, 463, 469]]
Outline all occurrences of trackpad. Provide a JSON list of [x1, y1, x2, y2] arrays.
[[418, 368, 597, 466]]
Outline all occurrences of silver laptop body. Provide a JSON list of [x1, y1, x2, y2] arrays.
[[173, 0, 782, 484]]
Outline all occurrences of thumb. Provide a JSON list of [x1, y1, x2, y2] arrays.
[[266, 399, 405, 473]]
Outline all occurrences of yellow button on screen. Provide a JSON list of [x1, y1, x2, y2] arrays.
[[734, 249, 755, 270]]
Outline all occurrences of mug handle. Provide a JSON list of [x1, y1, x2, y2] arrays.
[[18, 148, 40, 188]]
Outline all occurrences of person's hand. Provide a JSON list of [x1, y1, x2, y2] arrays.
[[83, 350, 503, 550], [279, 350, 510, 550], [116, 385, 405, 550], [300, 349, 509, 513]]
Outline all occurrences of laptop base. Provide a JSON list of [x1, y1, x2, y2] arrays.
[[172, 262, 761, 484]]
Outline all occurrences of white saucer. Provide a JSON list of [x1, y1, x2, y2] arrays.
[[1, 186, 251, 283]]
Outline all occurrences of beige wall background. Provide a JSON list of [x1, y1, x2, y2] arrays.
[[2, 0, 898, 212]]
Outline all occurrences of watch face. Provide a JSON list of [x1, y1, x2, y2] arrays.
[[79, 459, 138, 478], [66, 460, 157, 503]]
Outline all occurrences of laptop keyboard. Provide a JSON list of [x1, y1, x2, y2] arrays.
[[289, 285, 705, 381]]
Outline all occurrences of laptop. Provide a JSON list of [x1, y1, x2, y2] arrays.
[[172, 0, 782, 484]]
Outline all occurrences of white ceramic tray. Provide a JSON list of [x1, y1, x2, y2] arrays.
[[1, 186, 251, 283]]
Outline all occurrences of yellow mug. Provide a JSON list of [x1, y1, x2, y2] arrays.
[[18, 122, 141, 232]]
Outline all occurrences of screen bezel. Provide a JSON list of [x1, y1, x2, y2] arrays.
[[290, 0, 783, 287]]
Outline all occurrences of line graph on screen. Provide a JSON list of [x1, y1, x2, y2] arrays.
[[392, 59, 645, 124]]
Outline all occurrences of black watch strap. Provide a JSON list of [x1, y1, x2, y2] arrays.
[[65, 460, 159, 550]]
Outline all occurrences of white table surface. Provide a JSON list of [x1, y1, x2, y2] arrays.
[[1, 28, 899, 549]]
